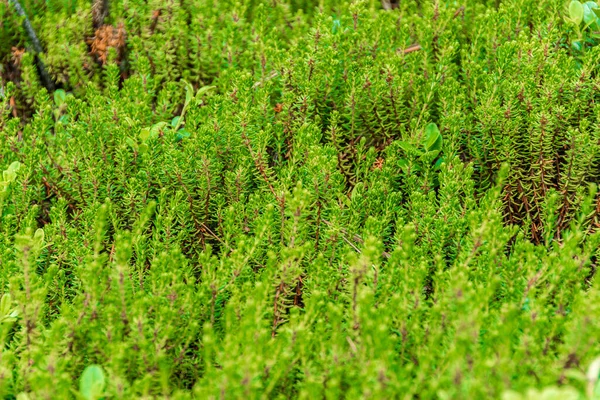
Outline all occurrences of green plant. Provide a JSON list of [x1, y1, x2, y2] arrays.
[[565, 0, 600, 51], [0, 0, 600, 399]]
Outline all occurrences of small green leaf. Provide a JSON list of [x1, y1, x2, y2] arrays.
[[3, 170, 16, 183], [175, 129, 191, 142], [34, 228, 45, 246], [423, 123, 442, 151], [0, 294, 11, 317], [139, 128, 150, 142], [79, 365, 106, 400], [7, 161, 21, 174], [150, 122, 169, 137], [195, 85, 216, 101], [583, 2, 600, 28], [171, 116, 181, 128], [185, 82, 194, 106], [570, 0, 585, 24], [398, 158, 409, 173], [139, 143, 149, 155], [54, 89, 66, 106], [398, 141, 419, 155]]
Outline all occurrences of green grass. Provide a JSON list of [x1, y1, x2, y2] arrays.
[[1, 0, 600, 398]]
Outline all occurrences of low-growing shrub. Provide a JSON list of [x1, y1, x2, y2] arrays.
[[1, 0, 600, 398]]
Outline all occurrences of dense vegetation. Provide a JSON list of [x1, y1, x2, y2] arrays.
[[1, 0, 600, 398]]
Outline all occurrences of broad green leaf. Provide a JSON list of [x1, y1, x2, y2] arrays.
[[398, 158, 409, 173], [139, 143, 149, 155], [139, 128, 150, 142], [7, 161, 21, 174], [423, 123, 442, 151], [79, 365, 106, 400], [3, 170, 16, 183], [570, 0, 584, 24], [54, 89, 66, 106], [583, 1, 599, 27]]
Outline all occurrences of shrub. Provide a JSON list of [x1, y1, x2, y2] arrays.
[[0, 0, 600, 398]]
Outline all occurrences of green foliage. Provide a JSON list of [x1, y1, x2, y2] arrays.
[[79, 365, 106, 400], [0, 0, 600, 398], [565, 0, 600, 52]]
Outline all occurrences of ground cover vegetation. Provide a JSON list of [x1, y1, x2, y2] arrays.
[[1, 0, 600, 398]]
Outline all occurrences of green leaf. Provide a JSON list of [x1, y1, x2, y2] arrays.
[[175, 129, 191, 142], [54, 89, 67, 106], [79, 365, 106, 400], [34, 228, 45, 247], [139, 143, 149, 155], [0, 294, 11, 317], [171, 116, 181, 128], [583, 1, 599, 28], [3, 170, 16, 183], [34, 228, 44, 242], [150, 122, 169, 137], [139, 128, 150, 142], [185, 82, 194, 106], [7, 161, 21, 174], [423, 123, 442, 151], [398, 158, 409, 173], [398, 141, 419, 155], [195, 85, 216, 101], [570, 0, 585, 24]]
